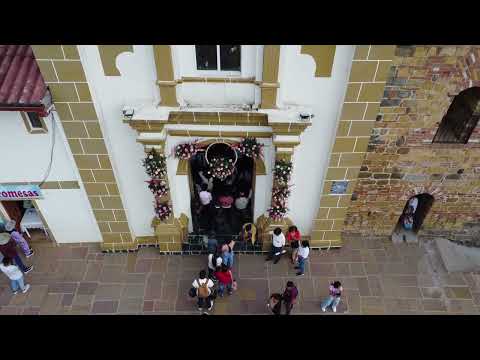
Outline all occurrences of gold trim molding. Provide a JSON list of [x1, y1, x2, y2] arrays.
[[300, 45, 336, 77], [153, 45, 179, 107], [98, 45, 134, 76]]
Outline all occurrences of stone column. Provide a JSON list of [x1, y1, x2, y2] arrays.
[[259, 45, 280, 109]]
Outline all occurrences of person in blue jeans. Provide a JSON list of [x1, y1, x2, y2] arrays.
[[0, 257, 30, 294], [295, 240, 310, 276], [321, 281, 343, 313], [214, 264, 234, 297], [222, 242, 234, 269]]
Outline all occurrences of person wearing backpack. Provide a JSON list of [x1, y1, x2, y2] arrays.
[[282, 281, 299, 315], [192, 270, 215, 312]]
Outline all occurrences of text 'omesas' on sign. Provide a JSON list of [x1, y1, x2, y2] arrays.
[[0, 185, 43, 200]]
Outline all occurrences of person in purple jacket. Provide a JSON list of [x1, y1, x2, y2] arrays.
[[5, 220, 34, 258]]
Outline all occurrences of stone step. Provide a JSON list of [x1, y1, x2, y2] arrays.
[[435, 238, 480, 273]]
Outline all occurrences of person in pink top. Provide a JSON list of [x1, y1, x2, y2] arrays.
[[5, 220, 33, 258], [321, 281, 343, 313]]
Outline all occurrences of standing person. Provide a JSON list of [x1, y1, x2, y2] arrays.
[[282, 281, 299, 315], [214, 264, 234, 297], [286, 226, 301, 265], [321, 281, 343, 313], [408, 196, 418, 214], [192, 270, 215, 312], [234, 189, 252, 211], [221, 243, 234, 269], [219, 193, 234, 209], [199, 183, 213, 206], [207, 251, 222, 280], [0, 257, 30, 294], [266, 227, 286, 264], [267, 293, 282, 315], [207, 231, 218, 254], [5, 220, 33, 258], [295, 240, 310, 276], [0, 233, 32, 273]]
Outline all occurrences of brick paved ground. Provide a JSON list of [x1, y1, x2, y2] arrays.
[[1, 232, 480, 315]]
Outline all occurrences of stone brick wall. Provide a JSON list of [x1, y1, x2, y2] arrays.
[[344, 46, 480, 239]]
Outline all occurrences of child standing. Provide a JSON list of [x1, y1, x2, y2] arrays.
[[0, 257, 30, 294], [214, 264, 235, 297], [287, 226, 301, 264], [321, 281, 343, 313], [5, 220, 33, 258], [295, 240, 310, 276]]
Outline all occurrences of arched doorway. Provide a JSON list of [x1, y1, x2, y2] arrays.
[[392, 193, 435, 243]]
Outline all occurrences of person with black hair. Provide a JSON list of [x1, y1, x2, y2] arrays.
[[282, 281, 299, 315], [267, 293, 282, 315], [0, 257, 30, 294], [321, 281, 343, 313], [266, 227, 286, 264], [287, 225, 301, 264], [207, 250, 223, 280], [214, 264, 234, 297], [192, 269, 215, 312], [295, 240, 310, 276]]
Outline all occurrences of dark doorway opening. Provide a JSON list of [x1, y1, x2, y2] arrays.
[[392, 193, 435, 243], [189, 143, 255, 239]]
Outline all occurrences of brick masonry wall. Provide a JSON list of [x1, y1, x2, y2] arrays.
[[31, 45, 133, 251], [344, 45, 480, 239], [311, 46, 396, 248]]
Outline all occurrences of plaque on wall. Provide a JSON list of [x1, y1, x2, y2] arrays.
[[330, 181, 348, 195]]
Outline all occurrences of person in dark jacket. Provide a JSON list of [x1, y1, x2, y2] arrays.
[[282, 281, 299, 315], [0, 233, 32, 274]]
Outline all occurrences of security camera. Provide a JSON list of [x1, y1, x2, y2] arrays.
[[299, 112, 314, 121], [122, 107, 135, 118]]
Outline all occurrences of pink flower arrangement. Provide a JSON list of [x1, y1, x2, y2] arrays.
[[271, 185, 291, 205], [267, 204, 288, 221], [236, 137, 264, 159], [174, 142, 198, 160], [147, 179, 169, 198], [154, 202, 172, 221], [207, 157, 235, 181]]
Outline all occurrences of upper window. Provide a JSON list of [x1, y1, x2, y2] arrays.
[[433, 87, 480, 144], [195, 45, 241, 72], [21, 111, 47, 134]]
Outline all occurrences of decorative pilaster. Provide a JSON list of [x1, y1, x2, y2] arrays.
[[153, 45, 179, 107], [259, 45, 281, 109]]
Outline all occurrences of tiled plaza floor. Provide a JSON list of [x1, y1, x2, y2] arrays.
[[1, 233, 480, 315]]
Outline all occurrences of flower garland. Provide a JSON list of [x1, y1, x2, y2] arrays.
[[154, 201, 172, 221], [207, 157, 235, 181], [147, 179, 169, 198], [143, 148, 171, 222], [142, 149, 167, 179], [174, 142, 198, 160], [267, 204, 288, 221], [268, 160, 294, 221], [273, 159, 293, 185], [236, 137, 264, 159], [271, 185, 291, 205]]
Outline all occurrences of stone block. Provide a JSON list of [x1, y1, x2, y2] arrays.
[[54, 103, 73, 121], [328, 207, 348, 219], [69, 103, 98, 121], [368, 45, 396, 60], [319, 195, 339, 207], [75, 83, 92, 101], [80, 139, 108, 155], [332, 138, 356, 153], [340, 103, 367, 121], [358, 83, 386, 102], [49, 83, 79, 102], [336, 121, 351, 136], [349, 61, 378, 82], [345, 83, 361, 102], [62, 45, 80, 60], [101, 196, 124, 209], [325, 167, 347, 180], [62, 122, 88, 138], [354, 46, 370, 60], [349, 121, 375, 136], [53, 60, 86, 82], [84, 183, 109, 195], [339, 153, 365, 167], [85, 122, 103, 139]]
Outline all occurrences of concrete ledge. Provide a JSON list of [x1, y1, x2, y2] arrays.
[[436, 238, 480, 273]]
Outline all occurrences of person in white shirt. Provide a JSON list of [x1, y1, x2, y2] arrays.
[[207, 252, 223, 280], [192, 270, 215, 312], [408, 196, 418, 214], [0, 257, 30, 294], [199, 183, 213, 206], [295, 240, 310, 276], [266, 228, 286, 264], [234, 189, 252, 210]]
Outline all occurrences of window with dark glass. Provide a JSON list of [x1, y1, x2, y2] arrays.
[[433, 87, 480, 144], [195, 45, 218, 70], [219, 45, 241, 71], [27, 112, 43, 129], [195, 45, 241, 72]]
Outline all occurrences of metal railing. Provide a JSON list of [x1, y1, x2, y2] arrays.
[[183, 233, 263, 253]]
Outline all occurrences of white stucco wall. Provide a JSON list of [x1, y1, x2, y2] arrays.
[[78, 45, 159, 237], [0, 110, 102, 243], [36, 189, 102, 243], [278, 45, 355, 235], [0, 111, 77, 182]]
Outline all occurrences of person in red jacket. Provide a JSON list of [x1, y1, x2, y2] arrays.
[[214, 264, 234, 297], [286, 226, 301, 264], [0, 233, 32, 274]]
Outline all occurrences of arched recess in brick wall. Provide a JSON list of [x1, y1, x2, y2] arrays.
[[433, 87, 480, 144]]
